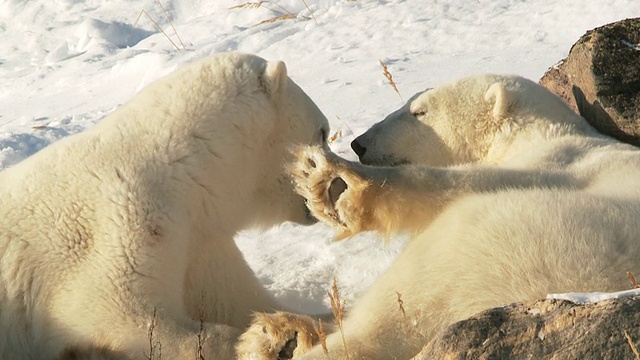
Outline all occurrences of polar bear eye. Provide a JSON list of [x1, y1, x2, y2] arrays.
[[412, 111, 427, 117]]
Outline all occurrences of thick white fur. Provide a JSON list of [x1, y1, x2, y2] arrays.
[[240, 74, 640, 359], [0, 52, 330, 359]]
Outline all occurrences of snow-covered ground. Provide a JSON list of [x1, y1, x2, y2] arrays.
[[1, 0, 639, 314]]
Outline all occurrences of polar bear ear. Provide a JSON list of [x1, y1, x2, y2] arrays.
[[484, 82, 514, 121], [262, 60, 288, 97]]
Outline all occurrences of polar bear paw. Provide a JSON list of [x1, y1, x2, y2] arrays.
[[289, 145, 370, 239], [236, 312, 319, 360]]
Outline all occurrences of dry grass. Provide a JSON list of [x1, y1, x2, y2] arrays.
[[334, 115, 357, 142], [230, 1, 291, 14], [231, 1, 317, 26], [229, 1, 268, 9], [328, 129, 343, 144], [314, 318, 330, 358], [195, 300, 206, 360], [155, 0, 186, 49], [396, 291, 406, 319], [628, 271, 640, 288], [145, 302, 207, 360], [146, 308, 162, 360], [300, 0, 318, 24], [328, 277, 349, 358], [624, 330, 640, 360], [379, 60, 403, 102], [256, 13, 297, 25], [132, 1, 186, 52]]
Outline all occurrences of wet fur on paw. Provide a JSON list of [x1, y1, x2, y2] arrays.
[[236, 312, 319, 360], [288, 145, 371, 239]]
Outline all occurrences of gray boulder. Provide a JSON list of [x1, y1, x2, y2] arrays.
[[540, 18, 640, 146], [414, 297, 640, 359]]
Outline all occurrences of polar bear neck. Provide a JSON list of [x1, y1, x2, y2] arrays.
[[105, 120, 274, 235], [96, 67, 286, 234], [484, 115, 603, 164]]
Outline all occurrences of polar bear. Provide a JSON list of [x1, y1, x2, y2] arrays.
[[236, 74, 640, 359], [0, 52, 330, 359]]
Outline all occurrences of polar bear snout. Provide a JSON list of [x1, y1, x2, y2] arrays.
[[351, 138, 367, 159]]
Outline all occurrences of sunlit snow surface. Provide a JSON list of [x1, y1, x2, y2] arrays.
[[547, 289, 640, 305], [1, 0, 639, 313]]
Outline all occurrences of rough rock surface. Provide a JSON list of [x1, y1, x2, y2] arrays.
[[540, 18, 640, 146], [413, 297, 640, 360]]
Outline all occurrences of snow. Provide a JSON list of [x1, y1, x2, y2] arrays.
[[1, 0, 639, 314], [547, 288, 640, 305]]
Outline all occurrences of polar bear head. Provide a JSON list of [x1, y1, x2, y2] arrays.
[[351, 74, 583, 166], [135, 53, 330, 228], [220, 54, 331, 227], [254, 58, 332, 226]]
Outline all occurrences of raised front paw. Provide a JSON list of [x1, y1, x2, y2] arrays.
[[288, 145, 370, 239], [236, 312, 319, 360]]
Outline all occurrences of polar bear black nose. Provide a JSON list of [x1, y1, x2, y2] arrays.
[[351, 138, 367, 158]]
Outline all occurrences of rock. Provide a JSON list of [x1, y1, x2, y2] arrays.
[[413, 297, 640, 359], [539, 18, 640, 146]]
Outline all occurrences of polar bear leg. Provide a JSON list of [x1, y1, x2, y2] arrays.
[[49, 274, 243, 358], [290, 145, 579, 238], [289, 145, 445, 238], [68, 309, 242, 359]]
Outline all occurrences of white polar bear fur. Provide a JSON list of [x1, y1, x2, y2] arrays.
[[0, 52, 329, 359], [248, 74, 640, 359]]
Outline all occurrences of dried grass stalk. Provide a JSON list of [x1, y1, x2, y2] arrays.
[[146, 308, 162, 360], [256, 13, 296, 25], [314, 318, 330, 358], [328, 277, 349, 358], [624, 330, 640, 360], [328, 129, 342, 144], [132, 9, 182, 51], [195, 299, 206, 360], [628, 271, 639, 288], [229, 1, 267, 10], [156, 0, 186, 49], [300, 0, 318, 24], [396, 291, 406, 319], [379, 59, 403, 102]]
